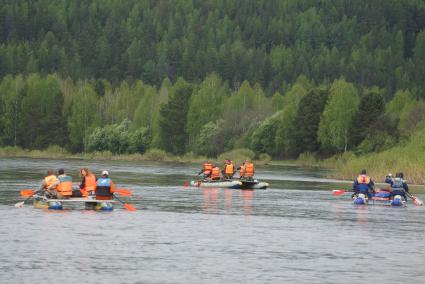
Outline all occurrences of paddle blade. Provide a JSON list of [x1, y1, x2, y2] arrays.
[[332, 189, 346, 196], [123, 203, 136, 211], [115, 189, 132, 197], [20, 189, 35, 197], [14, 201, 25, 208], [412, 196, 424, 206]]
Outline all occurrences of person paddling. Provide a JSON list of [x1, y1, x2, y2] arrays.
[[95, 170, 116, 200], [40, 169, 59, 198], [386, 172, 409, 201], [199, 161, 213, 180], [79, 168, 97, 197], [210, 165, 221, 181], [352, 169, 375, 198]]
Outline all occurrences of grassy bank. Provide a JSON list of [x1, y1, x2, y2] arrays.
[[0, 146, 272, 165], [320, 127, 425, 185]]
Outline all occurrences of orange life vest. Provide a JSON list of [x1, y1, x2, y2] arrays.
[[81, 174, 97, 196], [203, 163, 213, 174], [244, 163, 254, 177], [211, 167, 220, 180], [44, 175, 58, 189], [225, 163, 234, 175], [357, 175, 371, 184], [56, 176, 72, 196]]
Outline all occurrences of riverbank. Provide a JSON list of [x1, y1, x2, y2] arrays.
[[0, 146, 273, 165], [3, 144, 425, 189]]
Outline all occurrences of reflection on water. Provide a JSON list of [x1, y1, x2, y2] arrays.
[[0, 158, 425, 284], [202, 188, 254, 215]]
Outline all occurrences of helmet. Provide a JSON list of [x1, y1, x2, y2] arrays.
[[101, 170, 109, 176]]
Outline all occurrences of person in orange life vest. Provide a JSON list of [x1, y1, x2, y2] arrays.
[[242, 160, 255, 180], [40, 169, 59, 198], [49, 168, 73, 199], [222, 159, 235, 180], [79, 168, 97, 197], [199, 161, 213, 179], [95, 170, 116, 200], [210, 165, 221, 181], [352, 169, 375, 198]]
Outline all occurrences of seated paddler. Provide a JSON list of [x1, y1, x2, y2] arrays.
[[40, 169, 59, 198], [50, 168, 73, 199], [79, 167, 97, 197], [352, 169, 375, 198], [387, 172, 409, 201], [95, 170, 116, 200], [199, 161, 213, 180]]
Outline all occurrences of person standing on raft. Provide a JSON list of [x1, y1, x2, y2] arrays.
[[222, 159, 235, 180], [352, 169, 375, 198], [242, 160, 255, 181]]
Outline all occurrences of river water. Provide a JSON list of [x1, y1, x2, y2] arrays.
[[0, 158, 424, 284]]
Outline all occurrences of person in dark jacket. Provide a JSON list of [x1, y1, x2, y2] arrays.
[[386, 172, 409, 201], [352, 169, 375, 198]]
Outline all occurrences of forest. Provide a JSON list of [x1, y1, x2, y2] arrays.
[[1, 0, 425, 165]]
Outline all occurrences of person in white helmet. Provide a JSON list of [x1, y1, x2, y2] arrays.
[[95, 170, 116, 200]]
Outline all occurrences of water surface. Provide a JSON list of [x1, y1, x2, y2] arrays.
[[0, 158, 424, 283]]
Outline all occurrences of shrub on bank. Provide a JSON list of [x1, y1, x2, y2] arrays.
[[142, 148, 171, 161], [218, 148, 255, 164], [296, 152, 318, 167]]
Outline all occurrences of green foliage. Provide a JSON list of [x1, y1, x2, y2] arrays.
[[351, 87, 385, 146], [194, 120, 224, 158], [20, 74, 66, 149], [186, 73, 228, 145], [0, 75, 24, 146], [250, 113, 280, 156], [296, 152, 318, 167], [318, 78, 359, 152], [67, 82, 100, 152], [331, 124, 425, 184], [128, 127, 151, 154], [142, 148, 170, 161], [217, 148, 255, 165], [293, 87, 328, 156], [87, 120, 151, 155], [274, 80, 309, 157], [2, 1, 425, 162], [158, 78, 193, 154]]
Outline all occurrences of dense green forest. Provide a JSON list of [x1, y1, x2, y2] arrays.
[[1, 0, 425, 162]]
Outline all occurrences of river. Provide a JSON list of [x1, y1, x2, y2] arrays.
[[0, 158, 424, 284]]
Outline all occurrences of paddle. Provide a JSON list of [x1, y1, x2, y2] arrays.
[[20, 189, 36, 197], [332, 189, 354, 196], [112, 188, 132, 196], [406, 192, 424, 206], [113, 193, 136, 211], [15, 189, 42, 208]]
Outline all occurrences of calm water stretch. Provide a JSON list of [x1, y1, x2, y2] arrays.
[[0, 158, 424, 284]]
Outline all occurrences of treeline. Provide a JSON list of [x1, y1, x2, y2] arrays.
[[1, 0, 425, 96], [1, 73, 424, 160]]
